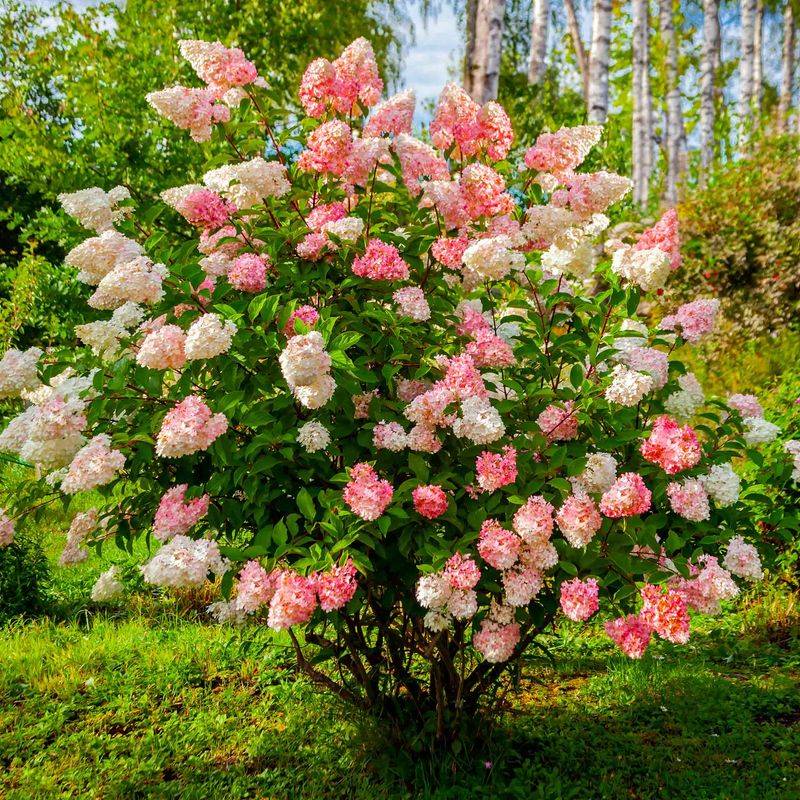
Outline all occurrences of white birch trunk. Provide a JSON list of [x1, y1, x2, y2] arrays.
[[470, 0, 506, 103], [588, 0, 612, 123], [632, 0, 650, 207], [738, 0, 757, 139], [564, 0, 589, 102], [779, 2, 796, 131], [752, 0, 764, 110], [700, 0, 720, 177], [464, 0, 479, 97], [528, 0, 550, 84], [661, 0, 683, 205]]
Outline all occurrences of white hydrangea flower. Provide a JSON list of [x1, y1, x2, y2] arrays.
[[611, 246, 671, 292], [184, 313, 237, 361], [452, 396, 505, 445], [296, 420, 331, 452], [742, 417, 780, 446], [604, 364, 654, 406], [91, 566, 124, 601], [700, 463, 741, 507]]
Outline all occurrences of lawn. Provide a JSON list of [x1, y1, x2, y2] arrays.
[[1, 512, 799, 799]]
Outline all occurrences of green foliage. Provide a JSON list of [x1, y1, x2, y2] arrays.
[[0, 533, 49, 622], [674, 135, 800, 339]]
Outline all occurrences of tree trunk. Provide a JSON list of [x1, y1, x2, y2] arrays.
[[738, 0, 757, 140], [699, 0, 720, 178], [632, 0, 651, 207], [468, 0, 506, 103], [564, 0, 589, 102], [778, 2, 795, 131], [588, 0, 612, 122], [528, 0, 550, 84], [752, 0, 764, 110], [464, 0, 479, 96], [661, 0, 684, 205]]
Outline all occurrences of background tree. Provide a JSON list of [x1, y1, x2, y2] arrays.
[[588, 0, 613, 122], [466, 0, 508, 101], [527, 0, 550, 84]]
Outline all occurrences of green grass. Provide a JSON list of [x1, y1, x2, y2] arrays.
[[1, 512, 799, 798]]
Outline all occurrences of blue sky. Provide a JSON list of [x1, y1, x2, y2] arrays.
[[401, 4, 461, 123]]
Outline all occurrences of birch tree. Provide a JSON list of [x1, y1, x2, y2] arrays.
[[527, 0, 550, 84], [661, 0, 684, 204], [564, 0, 589, 101], [588, 0, 612, 122], [752, 0, 764, 110], [778, 1, 796, 131], [632, 0, 651, 207], [699, 0, 720, 177], [738, 0, 757, 138], [464, 0, 479, 96], [466, 0, 506, 103]]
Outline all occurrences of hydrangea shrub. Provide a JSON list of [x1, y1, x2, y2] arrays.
[[0, 37, 782, 739]]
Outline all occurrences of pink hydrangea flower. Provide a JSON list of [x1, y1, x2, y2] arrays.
[[393, 286, 430, 321], [342, 462, 394, 521], [460, 163, 515, 220], [473, 619, 520, 663], [178, 39, 259, 93], [537, 401, 579, 442], [661, 299, 719, 343], [477, 519, 521, 570], [156, 395, 228, 458], [392, 134, 450, 196], [634, 208, 681, 271], [722, 536, 763, 581], [443, 552, 481, 590], [512, 495, 554, 543], [727, 393, 764, 419], [640, 415, 702, 475], [179, 188, 236, 229], [236, 560, 278, 613], [476, 445, 517, 493], [372, 421, 408, 451], [315, 559, 358, 611], [599, 473, 652, 518], [136, 325, 187, 370], [560, 577, 600, 621], [431, 235, 470, 269], [465, 330, 515, 368], [556, 494, 602, 547], [267, 571, 318, 630], [0, 509, 15, 548], [228, 253, 269, 293], [299, 38, 382, 117], [297, 120, 354, 177], [564, 171, 632, 217], [639, 584, 690, 644], [352, 239, 410, 281], [153, 484, 210, 542], [523, 125, 602, 177], [364, 89, 415, 137], [502, 565, 543, 606], [666, 478, 710, 521], [61, 435, 125, 494], [670, 554, 739, 616], [412, 484, 449, 519], [430, 84, 513, 161], [283, 304, 319, 337], [604, 614, 652, 658]]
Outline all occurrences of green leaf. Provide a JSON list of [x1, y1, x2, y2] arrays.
[[297, 488, 316, 520]]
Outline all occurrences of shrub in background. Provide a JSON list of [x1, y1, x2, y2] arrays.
[[675, 135, 800, 341], [0, 37, 783, 745]]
